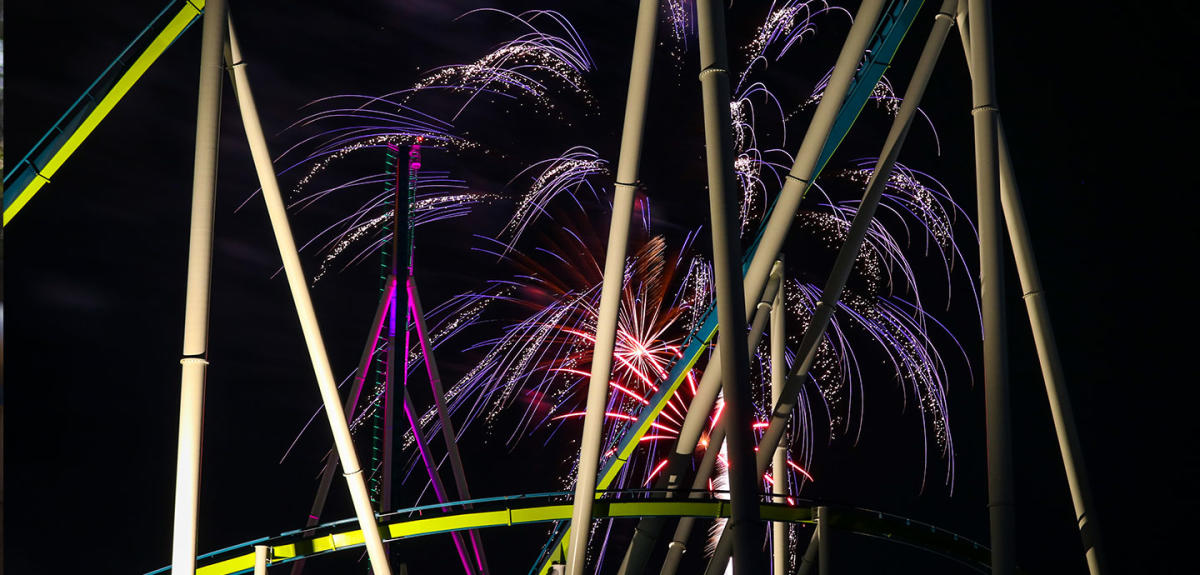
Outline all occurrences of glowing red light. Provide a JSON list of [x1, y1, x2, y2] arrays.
[[786, 460, 815, 482]]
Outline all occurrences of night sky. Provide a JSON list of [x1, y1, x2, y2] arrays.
[[4, 1, 1198, 574]]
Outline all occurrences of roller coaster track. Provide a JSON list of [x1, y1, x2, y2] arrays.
[[2, 0, 206, 225], [145, 492, 996, 575]]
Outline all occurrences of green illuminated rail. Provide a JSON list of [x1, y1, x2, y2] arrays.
[[146, 493, 993, 575], [2, 0, 205, 225]]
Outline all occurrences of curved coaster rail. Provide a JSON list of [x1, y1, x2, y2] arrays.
[[146, 492, 994, 575]]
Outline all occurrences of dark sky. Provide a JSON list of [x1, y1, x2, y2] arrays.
[[4, 1, 1198, 574]]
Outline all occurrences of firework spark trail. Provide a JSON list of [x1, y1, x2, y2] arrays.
[[786, 280, 859, 439], [303, 171, 500, 282], [839, 160, 980, 312], [265, 7, 606, 281], [244, 90, 505, 285], [742, 1, 851, 78], [774, 162, 978, 480], [800, 68, 941, 149], [269, 95, 472, 196], [837, 292, 962, 491], [499, 147, 610, 253], [465, 232, 693, 441], [729, 82, 796, 234], [660, 0, 697, 66], [411, 9, 596, 120]]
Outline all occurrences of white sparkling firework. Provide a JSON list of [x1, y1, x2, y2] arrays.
[[743, 1, 850, 72], [410, 9, 597, 119], [499, 146, 610, 253]]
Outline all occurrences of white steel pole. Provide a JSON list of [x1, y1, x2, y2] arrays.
[[965, 2, 1015, 573], [224, 19, 392, 575], [659, 426, 726, 575], [291, 277, 395, 575], [677, 0, 885, 499], [958, 13, 1105, 572], [668, 28, 888, 571], [686, 0, 885, 454], [171, 0, 225, 571], [564, 1, 658, 573], [694, 0, 763, 568], [997, 125, 1106, 574], [254, 545, 269, 575], [770, 259, 787, 575]]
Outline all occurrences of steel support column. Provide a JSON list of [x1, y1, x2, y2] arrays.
[[170, 0, 225, 571], [958, 12, 1106, 571], [695, 0, 762, 568], [564, 0, 659, 573], [817, 507, 830, 575], [997, 125, 1106, 574], [965, 1, 1015, 573], [770, 259, 788, 575], [290, 276, 396, 575], [410, 276, 490, 574], [224, 18, 391, 575]]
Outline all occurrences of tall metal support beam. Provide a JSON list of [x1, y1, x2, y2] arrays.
[[816, 507, 831, 575], [964, 1, 1015, 573], [410, 276, 490, 574], [694, 0, 762, 569], [770, 259, 788, 575], [380, 126, 408, 545], [253, 546, 269, 575], [224, 18, 392, 575], [170, 0, 225, 572], [657, 277, 784, 575], [703, 3, 957, 571], [564, 0, 659, 573], [290, 276, 396, 575], [996, 126, 1106, 574], [653, 3, 896, 572], [956, 12, 1106, 572], [398, 381, 476, 575], [379, 135, 416, 570]]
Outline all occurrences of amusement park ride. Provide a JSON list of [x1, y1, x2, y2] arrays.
[[3, 1, 1107, 574]]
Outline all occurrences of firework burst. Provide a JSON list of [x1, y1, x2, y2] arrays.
[[275, 7, 981, 562]]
